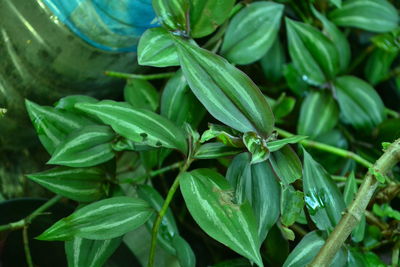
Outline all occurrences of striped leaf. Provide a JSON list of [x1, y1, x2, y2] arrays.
[[297, 91, 339, 138], [160, 69, 205, 127], [365, 48, 398, 85], [173, 36, 275, 137], [303, 148, 346, 231], [75, 100, 187, 153], [48, 125, 115, 168], [27, 166, 106, 202], [221, 2, 284, 65], [280, 185, 305, 227], [333, 76, 386, 130], [260, 39, 286, 83], [138, 27, 179, 67], [194, 142, 242, 159], [312, 7, 351, 73], [180, 169, 263, 266], [200, 124, 244, 148], [124, 79, 159, 111], [329, 0, 399, 33], [226, 153, 281, 243], [65, 237, 122, 267], [330, 0, 342, 8], [269, 145, 302, 185], [37, 196, 154, 241], [152, 0, 188, 31], [286, 18, 340, 86], [54, 95, 98, 114], [243, 132, 270, 164], [283, 63, 309, 96], [267, 135, 307, 152], [283, 231, 347, 267], [25, 100, 95, 154], [190, 0, 235, 38]]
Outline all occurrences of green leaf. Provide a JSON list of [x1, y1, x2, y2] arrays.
[[271, 94, 296, 120], [286, 18, 339, 86], [152, 0, 188, 31], [280, 185, 305, 227], [180, 169, 262, 266], [194, 143, 242, 159], [172, 235, 196, 267], [200, 124, 244, 148], [260, 38, 285, 83], [263, 225, 289, 267], [54, 95, 98, 114], [173, 36, 275, 137], [297, 91, 339, 138], [37, 196, 154, 241], [226, 153, 281, 243], [365, 48, 398, 85], [65, 237, 122, 267], [303, 148, 346, 230], [283, 64, 309, 96], [221, 2, 284, 65], [138, 27, 179, 67], [267, 135, 307, 152], [347, 249, 368, 267], [75, 100, 187, 153], [48, 125, 115, 168], [283, 231, 347, 267], [371, 29, 400, 52], [124, 79, 159, 111], [333, 76, 386, 130], [344, 172, 366, 242], [25, 100, 95, 154], [190, 0, 235, 38], [373, 203, 400, 220], [243, 132, 270, 164], [329, 0, 399, 33], [312, 7, 351, 73], [330, 0, 342, 8], [269, 146, 302, 185], [160, 69, 205, 127], [27, 166, 106, 202]]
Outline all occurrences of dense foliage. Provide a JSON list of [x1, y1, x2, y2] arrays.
[[1, 0, 400, 266]]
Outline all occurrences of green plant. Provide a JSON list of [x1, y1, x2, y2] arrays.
[[1, 0, 400, 266]]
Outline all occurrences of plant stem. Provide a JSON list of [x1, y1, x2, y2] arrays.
[[332, 175, 363, 184], [105, 71, 175, 80], [348, 45, 374, 73], [147, 160, 192, 267], [120, 162, 182, 184], [310, 138, 400, 266], [392, 239, 400, 267], [385, 107, 400, 118], [275, 128, 373, 168], [0, 195, 62, 232], [22, 226, 34, 267]]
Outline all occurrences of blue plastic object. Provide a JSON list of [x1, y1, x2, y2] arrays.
[[42, 0, 158, 51]]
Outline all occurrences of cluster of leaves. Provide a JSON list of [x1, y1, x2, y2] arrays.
[[11, 0, 400, 266]]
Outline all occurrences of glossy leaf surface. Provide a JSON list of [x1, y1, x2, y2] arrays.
[[173, 36, 275, 137], [48, 125, 115, 168], [329, 0, 399, 33], [194, 142, 242, 159], [76, 100, 187, 153], [152, 0, 188, 31], [180, 169, 262, 266], [37, 197, 154, 241], [138, 27, 179, 67], [221, 2, 284, 65], [269, 146, 302, 185], [124, 79, 159, 111], [333, 76, 386, 130], [303, 149, 346, 230], [243, 132, 270, 164], [27, 166, 106, 202]]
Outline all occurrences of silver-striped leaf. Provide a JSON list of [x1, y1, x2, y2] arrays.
[[152, 0, 188, 31], [297, 91, 339, 139], [75, 100, 188, 153], [333, 76, 386, 130], [364, 48, 398, 85], [27, 166, 106, 202], [269, 145, 302, 185], [226, 153, 281, 243], [37, 196, 154, 241], [221, 2, 284, 65], [173, 36, 275, 138], [329, 0, 399, 33], [124, 79, 159, 111], [138, 27, 179, 67], [180, 169, 263, 266], [267, 135, 307, 152], [48, 125, 115, 168], [194, 142, 242, 159], [65, 237, 122, 267]]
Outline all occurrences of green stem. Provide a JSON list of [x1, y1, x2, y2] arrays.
[[386, 107, 400, 118], [147, 160, 192, 267], [332, 175, 363, 184], [392, 239, 400, 267], [105, 71, 175, 80], [0, 195, 62, 232], [310, 138, 400, 266], [275, 128, 373, 168], [120, 162, 182, 184], [348, 45, 374, 73], [23, 226, 34, 267]]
